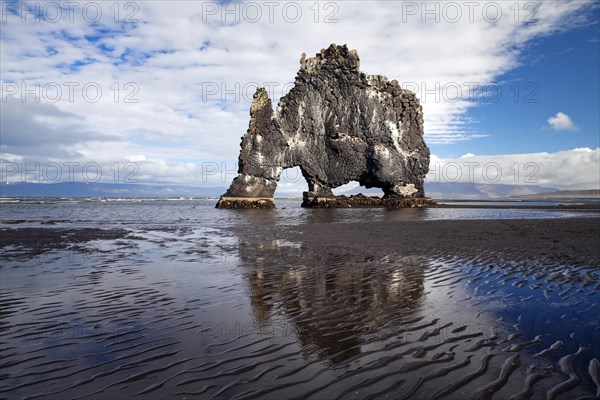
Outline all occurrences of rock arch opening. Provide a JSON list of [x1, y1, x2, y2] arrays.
[[331, 182, 385, 197], [274, 167, 307, 198]]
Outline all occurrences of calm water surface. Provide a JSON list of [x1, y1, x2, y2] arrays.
[[1, 199, 598, 399], [1, 198, 598, 228]]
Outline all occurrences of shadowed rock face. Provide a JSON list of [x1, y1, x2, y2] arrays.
[[218, 44, 430, 207]]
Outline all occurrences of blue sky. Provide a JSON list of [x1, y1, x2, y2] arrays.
[[445, 20, 600, 158], [1, 1, 599, 191]]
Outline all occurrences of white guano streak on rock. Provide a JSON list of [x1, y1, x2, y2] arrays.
[[374, 143, 391, 160], [386, 121, 402, 152], [394, 183, 417, 196]]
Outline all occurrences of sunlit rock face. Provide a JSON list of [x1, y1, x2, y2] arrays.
[[217, 44, 430, 208]]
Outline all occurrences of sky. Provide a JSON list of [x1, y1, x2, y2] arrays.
[[1, 0, 599, 193]]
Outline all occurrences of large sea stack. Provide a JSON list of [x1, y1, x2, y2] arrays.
[[216, 44, 434, 208]]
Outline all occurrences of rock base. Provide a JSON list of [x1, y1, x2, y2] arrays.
[[381, 196, 437, 208], [215, 197, 275, 209], [215, 195, 436, 209], [301, 193, 437, 208]]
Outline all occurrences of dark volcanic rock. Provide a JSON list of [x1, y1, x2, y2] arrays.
[[216, 197, 275, 209], [301, 193, 437, 208], [217, 44, 431, 208]]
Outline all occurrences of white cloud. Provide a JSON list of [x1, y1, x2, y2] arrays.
[[0, 1, 597, 185], [547, 112, 578, 131], [126, 155, 147, 162], [427, 147, 600, 189]]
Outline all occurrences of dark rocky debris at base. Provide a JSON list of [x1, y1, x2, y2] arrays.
[[215, 197, 275, 209], [301, 193, 437, 208]]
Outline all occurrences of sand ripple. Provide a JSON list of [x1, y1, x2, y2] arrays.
[[1, 221, 599, 399]]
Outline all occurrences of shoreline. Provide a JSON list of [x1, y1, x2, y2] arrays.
[[2, 217, 599, 264], [431, 203, 600, 210], [235, 217, 600, 266]]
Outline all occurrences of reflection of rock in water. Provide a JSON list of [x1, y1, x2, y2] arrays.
[[231, 222, 600, 399], [239, 238, 426, 364]]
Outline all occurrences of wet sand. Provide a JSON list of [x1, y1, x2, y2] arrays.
[[233, 217, 600, 399], [1, 216, 599, 399], [3, 218, 598, 262], [0, 227, 129, 259], [270, 218, 600, 265], [433, 203, 600, 210]]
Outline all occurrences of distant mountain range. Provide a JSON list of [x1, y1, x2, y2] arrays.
[[0, 182, 226, 198], [1, 181, 598, 200], [424, 182, 560, 199], [342, 182, 561, 199], [512, 189, 600, 200]]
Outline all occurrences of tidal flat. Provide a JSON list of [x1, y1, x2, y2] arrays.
[[1, 199, 599, 399]]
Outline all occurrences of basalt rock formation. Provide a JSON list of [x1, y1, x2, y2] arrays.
[[216, 44, 432, 209]]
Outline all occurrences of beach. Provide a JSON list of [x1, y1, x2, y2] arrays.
[[266, 217, 600, 263], [1, 200, 599, 399]]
